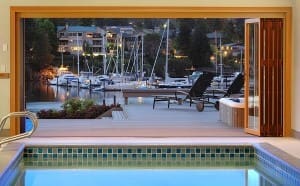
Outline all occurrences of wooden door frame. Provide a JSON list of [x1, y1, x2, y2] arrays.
[[10, 6, 292, 136]]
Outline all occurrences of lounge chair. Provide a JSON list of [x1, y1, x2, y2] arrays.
[[152, 72, 215, 110], [208, 72, 244, 110]]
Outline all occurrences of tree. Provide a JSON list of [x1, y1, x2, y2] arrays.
[[189, 22, 212, 68], [142, 33, 162, 77], [168, 58, 192, 77], [36, 19, 58, 55], [175, 19, 193, 56], [223, 19, 245, 44], [79, 18, 96, 26], [143, 33, 161, 65], [25, 19, 57, 72]]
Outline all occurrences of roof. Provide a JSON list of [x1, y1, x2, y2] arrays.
[[57, 26, 99, 32]]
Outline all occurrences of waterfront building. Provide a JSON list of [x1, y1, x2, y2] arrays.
[[57, 25, 106, 55]]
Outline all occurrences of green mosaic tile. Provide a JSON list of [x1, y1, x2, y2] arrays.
[[88, 148, 93, 153], [38, 148, 43, 153], [22, 145, 258, 165]]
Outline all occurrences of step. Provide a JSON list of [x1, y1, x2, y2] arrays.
[[112, 111, 128, 120]]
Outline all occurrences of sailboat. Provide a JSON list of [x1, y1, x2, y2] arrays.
[[151, 19, 191, 89], [101, 30, 147, 91], [70, 32, 107, 89]]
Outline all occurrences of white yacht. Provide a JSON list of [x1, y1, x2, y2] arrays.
[[48, 67, 78, 86]]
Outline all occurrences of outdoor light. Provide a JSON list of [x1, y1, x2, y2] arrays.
[[137, 97, 143, 104], [93, 52, 100, 57], [223, 51, 228, 56]]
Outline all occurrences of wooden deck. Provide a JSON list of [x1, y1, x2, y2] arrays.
[[28, 102, 254, 137]]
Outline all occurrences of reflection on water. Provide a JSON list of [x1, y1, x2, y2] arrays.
[[25, 81, 123, 110]]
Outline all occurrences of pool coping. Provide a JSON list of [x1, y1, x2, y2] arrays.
[[254, 143, 300, 170], [0, 142, 25, 184]]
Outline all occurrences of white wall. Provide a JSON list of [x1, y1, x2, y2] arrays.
[[0, 1, 10, 128], [0, 79, 10, 129], [0, 0, 298, 132], [293, 0, 300, 133]]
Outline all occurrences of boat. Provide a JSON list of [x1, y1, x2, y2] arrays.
[[157, 77, 191, 89], [188, 71, 203, 84], [92, 86, 105, 91], [92, 76, 111, 91], [70, 71, 107, 88], [150, 19, 192, 89], [48, 66, 78, 86], [211, 72, 240, 89]]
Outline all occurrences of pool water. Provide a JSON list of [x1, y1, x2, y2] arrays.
[[25, 118, 33, 132], [4, 145, 300, 186], [23, 169, 261, 186]]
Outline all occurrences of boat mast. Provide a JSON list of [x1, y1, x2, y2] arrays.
[[61, 51, 64, 67], [76, 32, 80, 76], [215, 30, 218, 74], [141, 33, 144, 80], [219, 34, 223, 78], [135, 35, 139, 79], [121, 32, 124, 76], [165, 19, 170, 82], [150, 23, 167, 78], [102, 33, 107, 75]]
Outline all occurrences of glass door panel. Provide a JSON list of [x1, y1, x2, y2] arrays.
[[245, 19, 260, 136]]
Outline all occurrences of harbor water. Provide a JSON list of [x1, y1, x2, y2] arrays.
[[25, 81, 123, 112]]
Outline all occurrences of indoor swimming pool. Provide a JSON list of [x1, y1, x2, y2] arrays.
[[1, 144, 299, 186]]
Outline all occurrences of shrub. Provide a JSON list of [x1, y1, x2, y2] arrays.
[[61, 98, 96, 115], [37, 98, 120, 119]]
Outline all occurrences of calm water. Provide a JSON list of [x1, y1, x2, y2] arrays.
[[8, 157, 292, 186], [23, 169, 260, 186], [25, 81, 123, 111]]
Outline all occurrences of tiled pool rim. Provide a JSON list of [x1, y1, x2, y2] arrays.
[[1, 143, 300, 185], [23, 145, 255, 159]]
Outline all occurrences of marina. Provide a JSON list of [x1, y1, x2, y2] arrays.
[[32, 18, 242, 112]]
